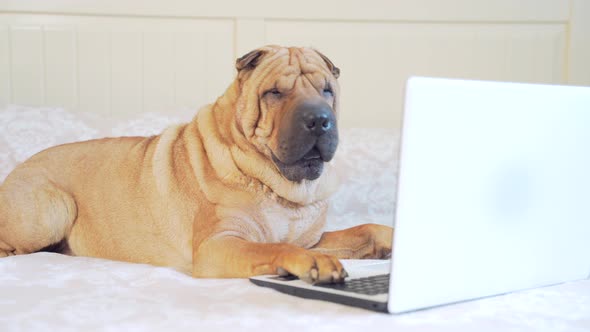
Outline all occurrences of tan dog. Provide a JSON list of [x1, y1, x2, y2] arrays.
[[0, 45, 392, 284]]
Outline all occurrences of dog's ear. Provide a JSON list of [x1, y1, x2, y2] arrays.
[[314, 49, 340, 79], [236, 49, 267, 71]]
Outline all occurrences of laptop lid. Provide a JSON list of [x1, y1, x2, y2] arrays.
[[388, 77, 590, 313]]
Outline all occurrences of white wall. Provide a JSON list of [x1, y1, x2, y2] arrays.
[[0, 0, 588, 129]]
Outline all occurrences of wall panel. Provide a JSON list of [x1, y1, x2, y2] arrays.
[[0, 25, 10, 105], [44, 27, 76, 109], [143, 31, 174, 113], [0, 14, 235, 119], [568, 0, 590, 85], [110, 30, 142, 116], [10, 25, 44, 105], [266, 22, 567, 129], [0, 0, 587, 128], [0, 0, 570, 22], [77, 29, 109, 115]]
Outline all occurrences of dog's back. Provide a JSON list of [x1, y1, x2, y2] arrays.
[[0, 128, 195, 273]]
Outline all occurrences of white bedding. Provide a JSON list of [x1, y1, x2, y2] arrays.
[[1, 253, 589, 332], [1, 106, 589, 331]]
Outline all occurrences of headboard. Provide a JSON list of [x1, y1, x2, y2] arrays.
[[1, 0, 588, 129]]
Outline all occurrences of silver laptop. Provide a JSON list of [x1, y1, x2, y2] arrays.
[[250, 77, 590, 313]]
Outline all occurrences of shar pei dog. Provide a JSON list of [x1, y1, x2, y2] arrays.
[[0, 45, 393, 284]]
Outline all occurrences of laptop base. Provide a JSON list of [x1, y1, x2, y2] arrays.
[[249, 277, 388, 313]]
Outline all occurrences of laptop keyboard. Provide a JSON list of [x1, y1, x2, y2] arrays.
[[316, 274, 390, 295]]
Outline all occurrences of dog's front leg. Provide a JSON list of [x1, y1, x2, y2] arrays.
[[193, 237, 347, 284], [310, 224, 394, 259]]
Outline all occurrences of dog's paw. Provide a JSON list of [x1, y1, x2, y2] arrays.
[[273, 250, 347, 284], [358, 223, 394, 259]]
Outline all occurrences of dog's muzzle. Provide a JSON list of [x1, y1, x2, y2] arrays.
[[272, 101, 338, 182]]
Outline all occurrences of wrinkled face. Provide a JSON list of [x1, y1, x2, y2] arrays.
[[235, 46, 340, 182]]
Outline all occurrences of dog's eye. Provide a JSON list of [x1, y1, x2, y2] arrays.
[[264, 88, 282, 98], [323, 87, 334, 97]]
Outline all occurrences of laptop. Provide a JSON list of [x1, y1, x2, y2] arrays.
[[250, 77, 590, 313]]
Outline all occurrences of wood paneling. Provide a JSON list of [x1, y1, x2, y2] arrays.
[[266, 22, 567, 129], [77, 29, 109, 115], [568, 0, 590, 86], [10, 25, 44, 105], [0, 0, 587, 128], [0, 14, 234, 118], [44, 27, 76, 109], [0, 0, 570, 22], [0, 25, 10, 105]]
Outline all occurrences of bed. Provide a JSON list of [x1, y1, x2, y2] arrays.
[[1, 105, 589, 331]]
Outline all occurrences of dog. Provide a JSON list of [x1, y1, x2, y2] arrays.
[[0, 45, 393, 284]]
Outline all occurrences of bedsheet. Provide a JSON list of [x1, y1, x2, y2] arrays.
[[0, 253, 589, 332], [1, 105, 589, 331]]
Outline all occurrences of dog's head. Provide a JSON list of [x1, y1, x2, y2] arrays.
[[234, 45, 340, 183]]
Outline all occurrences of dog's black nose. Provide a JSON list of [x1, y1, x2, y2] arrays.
[[299, 102, 335, 136]]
